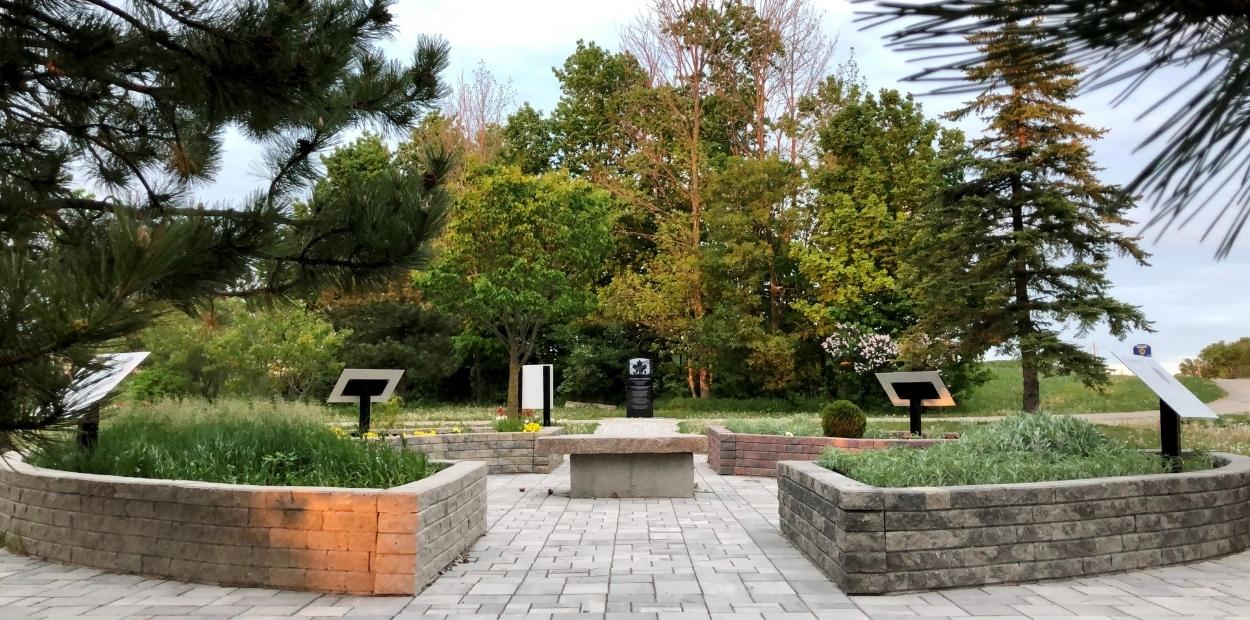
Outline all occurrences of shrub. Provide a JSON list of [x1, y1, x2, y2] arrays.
[[818, 413, 1213, 487], [821, 400, 866, 438], [28, 403, 430, 488]]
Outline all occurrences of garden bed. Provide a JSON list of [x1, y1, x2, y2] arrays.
[[385, 426, 566, 474], [779, 454, 1250, 594], [707, 425, 949, 477], [0, 453, 486, 595]]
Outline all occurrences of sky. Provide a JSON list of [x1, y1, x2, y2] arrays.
[[201, 0, 1249, 373]]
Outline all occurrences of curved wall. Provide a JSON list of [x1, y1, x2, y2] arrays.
[[0, 455, 486, 595]]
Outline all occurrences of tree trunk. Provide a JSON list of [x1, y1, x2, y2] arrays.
[[507, 348, 521, 419], [687, 360, 699, 398], [698, 367, 712, 400], [1010, 179, 1038, 413], [1021, 352, 1040, 413]]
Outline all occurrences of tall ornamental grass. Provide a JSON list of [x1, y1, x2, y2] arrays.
[[28, 401, 431, 488], [818, 413, 1212, 487]]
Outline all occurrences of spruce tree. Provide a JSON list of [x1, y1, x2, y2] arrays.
[[0, 1, 451, 451], [908, 21, 1150, 412]]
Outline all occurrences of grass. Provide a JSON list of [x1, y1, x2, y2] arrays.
[[946, 361, 1225, 415], [29, 400, 432, 488], [818, 414, 1213, 487], [678, 417, 962, 438]]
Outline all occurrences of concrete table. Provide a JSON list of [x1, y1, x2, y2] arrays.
[[535, 434, 707, 498]]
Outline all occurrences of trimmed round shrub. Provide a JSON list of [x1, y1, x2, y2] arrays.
[[821, 400, 866, 438]]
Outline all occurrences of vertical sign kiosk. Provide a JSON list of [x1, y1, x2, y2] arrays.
[[327, 369, 404, 434], [1113, 352, 1217, 472], [64, 352, 149, 449], [626, 358, 654, 418], [519, 364, 554, 426], [874, 370, 956, 436]]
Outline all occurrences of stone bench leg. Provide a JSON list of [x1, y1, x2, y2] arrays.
[[569, 453, 694, 498]]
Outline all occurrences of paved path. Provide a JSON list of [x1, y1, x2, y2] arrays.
[[9, 457, 1250, 618], [592, 418, 681, 436]]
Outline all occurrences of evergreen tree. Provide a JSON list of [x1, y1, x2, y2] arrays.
[[908, 21, 1150, 412], [868, 0, 1250, 256], [0, 0, 451, 450]]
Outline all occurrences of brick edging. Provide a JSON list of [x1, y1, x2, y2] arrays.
[[0, 453, 487, 596], [778, 455, 1250, 593], [385, 427, 566, 474], [707, 426, 946, 477]]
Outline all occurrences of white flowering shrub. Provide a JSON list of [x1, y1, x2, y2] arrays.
[[821, 322, 899, 374]]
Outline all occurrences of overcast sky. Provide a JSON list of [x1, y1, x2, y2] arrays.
[[201, 0, 1249, 372]]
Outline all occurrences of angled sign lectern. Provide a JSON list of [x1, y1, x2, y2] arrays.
[[1113, 352, 1217, 471], [65, 351, 149, 448], [874, 370, 956, 436], [328, 369, 404, 434]]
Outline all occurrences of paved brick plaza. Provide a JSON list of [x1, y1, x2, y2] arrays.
[[4, 420, 1250, 618], [5, 451, 1250, 619]]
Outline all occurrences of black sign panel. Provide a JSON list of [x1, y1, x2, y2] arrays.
[[626, 358, 653, 418], [892, 381, 940, 401], [341, 378, 391, 398]]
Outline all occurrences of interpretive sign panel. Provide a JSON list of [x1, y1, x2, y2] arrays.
[[520, 364, 554, 411], [1114, 353, 1216, 420], [327, 369, 403, 404], [874, 371, 955, 408], [64, 352, 149, 413], [626, 358, 653, 418]]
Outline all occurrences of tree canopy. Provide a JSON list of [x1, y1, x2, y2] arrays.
[[0, 0, 451, 450]]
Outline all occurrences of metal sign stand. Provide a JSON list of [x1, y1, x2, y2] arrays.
[[1160, 399, 1181, 473], [77, 404, 100, 450]]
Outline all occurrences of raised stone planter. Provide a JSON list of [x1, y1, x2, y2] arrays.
[[0, 454, 486, 595], [386, 426, 564, 474], [778, 455, 1250, 594], [708, 426, 946, 477]]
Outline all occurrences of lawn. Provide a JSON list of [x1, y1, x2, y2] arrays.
[[946, 361, 1225, 414]]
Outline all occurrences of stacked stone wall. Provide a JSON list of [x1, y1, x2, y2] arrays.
[[708, 426, 944, 477], [0, 456, 486, 595], [778, 457, 1250, 593], [388, 427, 564, 474]]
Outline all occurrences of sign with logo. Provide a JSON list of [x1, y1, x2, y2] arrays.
[[1133, 343, 1152, 357], [1113, 352, 1216, 419], [626, 358, 653, 418]]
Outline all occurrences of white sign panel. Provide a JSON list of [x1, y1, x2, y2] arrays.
[[628, 358, 652, 376], [521, 364, 554, 410], [874, 370, 956, 408], [327, 369, 404, 403], [63, 352, 150, 413], [1113, 352, 1217, 419]]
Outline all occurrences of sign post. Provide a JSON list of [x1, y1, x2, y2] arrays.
[[626, 358, 654, 418], [328, 369, 404, 435], [63, 352, 150, 450], [874, 371, 956, 436], [520, 364, 555, 426], [1113, 352, 1216, 472]]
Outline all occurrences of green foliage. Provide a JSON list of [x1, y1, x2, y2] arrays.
[[419, 166, 615, 415], [500, 104, 556, 175], [821, 400, 867, 438], [1181, 338, 1250, 379], [320, 289, 463, 401], [953, 361, 1224, 414], [128, 300, 347, 401], [28, 403, 431, 488], [907, 22, 1150, 412], [1, 1, 452, 451], [819, 414, 1213, 487]]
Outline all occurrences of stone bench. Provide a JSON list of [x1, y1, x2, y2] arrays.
[[535, 435, 706, 498]]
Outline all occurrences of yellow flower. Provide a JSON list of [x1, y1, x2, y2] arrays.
[[451, 426, 464, 434], [523, 422, 542, 433], [362, 431, 381, 440]]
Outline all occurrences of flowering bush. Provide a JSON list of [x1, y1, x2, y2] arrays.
[[821, 322, 899, 373]]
